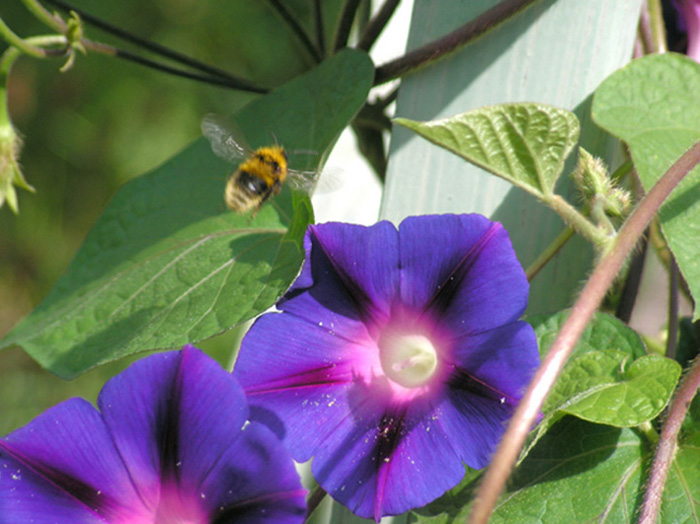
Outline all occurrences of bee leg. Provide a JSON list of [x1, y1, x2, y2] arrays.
[[250, 185, 276, 220]]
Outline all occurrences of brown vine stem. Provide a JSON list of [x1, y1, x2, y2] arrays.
[[305, 485, 327, 520], [638, 353, 700, 523], [467, 140, 700, 524], [373, 0, 537, 86]]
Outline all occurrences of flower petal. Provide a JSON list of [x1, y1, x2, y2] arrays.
[[434, 387, 520, 469], [0, 399, 149, 523], [199, 422, 308, 524], [237, 215, 540, 521], [237, 312, 469, 520], [448, 321, 540, 403], [398, 214, 529, 333], [308, 395, 469, 521], [279, 221, 399, 328], [99, 345, 306, 520], [2, 346, 306, 523], [236, 312, 378, 461]]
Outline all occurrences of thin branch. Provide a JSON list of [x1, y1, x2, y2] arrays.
[[313, 0, 326, 56], [1, 35, 67, 79], [638, 354, 700, 523], [644, 0, 668, 54], [357, 0, 401, 52], [267, 0, 322, 63], [373, 0, 537, 85], [467, 141, 700, 524], [525, 226, 575, 282], [333, 0, 363, 52], [0, 16, 51, 58], [377, 85, 398, 109], [615, 232, 648, 324], [666, 256, 679, 359], [20, 0, 65, 32], [83, 39, 267, 92], [306, 485, 327, 519], [42, 0, 260, 86], [544, 194, 609, 249], [638, 6, 654, 56]]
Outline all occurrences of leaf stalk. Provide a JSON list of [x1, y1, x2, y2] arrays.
[[467, 140, 700, 524]]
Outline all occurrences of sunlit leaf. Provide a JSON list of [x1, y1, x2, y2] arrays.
[[525, 311, 650, 450], [592, 53, 700, 319], [1, 49, 374, 378], [547, 350, 681, 427], [413, 417, 700, 523], [395, 103, 580, 199], [529, 310, 648, 360]]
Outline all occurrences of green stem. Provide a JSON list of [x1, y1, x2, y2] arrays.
[[637, 420, 659, 445], [468, 141, 700, 524], [0, 35, 67, 80], [645, 0, 667, 54], [610, 158, 633, 184], [0, 17, 49, 58], [20, 0, 66, 32], [525, 226, 575, 281], [544, 194, 609, 249], [590, 198, 616, 237], [1, 35, 66, 129]]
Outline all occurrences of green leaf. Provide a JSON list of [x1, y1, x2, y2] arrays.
[[413, 417, 700, 523], [592, 54, 700, 320], [394, 103, 580, 199], [525, 311, 650, 449], [547, 350, 681, 427], [528, 310, 648, 361], [1, 49, 374, 378]]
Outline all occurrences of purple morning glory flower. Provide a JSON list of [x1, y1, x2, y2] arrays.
[[0, 346, 307, 524], [234, 214, 540, 521]]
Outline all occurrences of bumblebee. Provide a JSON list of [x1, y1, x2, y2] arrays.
[[201, 114, 318, 215]]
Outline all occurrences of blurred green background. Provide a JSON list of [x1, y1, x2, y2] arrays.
[[0, 0, 346, 435]]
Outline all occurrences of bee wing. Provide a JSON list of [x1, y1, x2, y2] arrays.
[[286, 169, 320, 193], [201, 113, 252, 164], [288, 167, 342, 195]]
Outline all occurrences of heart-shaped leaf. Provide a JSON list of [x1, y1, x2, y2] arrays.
[[592, 54, 700, 319], [394, 103, 580, 199], [413, 417, 700, 523], [1, 49, 374, 378], [547, 350, 681, 427]]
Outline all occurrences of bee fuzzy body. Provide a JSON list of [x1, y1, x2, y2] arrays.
[[225, 146, 289, 214], [202, 114, 320, 216]]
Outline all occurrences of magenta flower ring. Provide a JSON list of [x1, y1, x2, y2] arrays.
[[235, 214, 540, 521], [0, 346, 307, 523]]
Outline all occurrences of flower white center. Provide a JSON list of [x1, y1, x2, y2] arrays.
[[378, 332, 438, 388]]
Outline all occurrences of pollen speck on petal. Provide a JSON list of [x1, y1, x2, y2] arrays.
[[235, 214, 540, 521]]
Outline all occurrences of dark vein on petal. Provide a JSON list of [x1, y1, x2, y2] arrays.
[[448, 365, 515, 405], [0, 439, 128, 520], [243, 364, 356, 395], [309, 231, 385, 326], [423, 223, 503, 317]]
